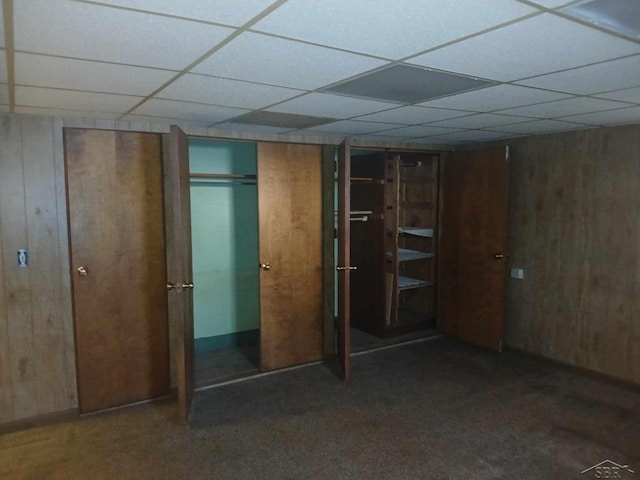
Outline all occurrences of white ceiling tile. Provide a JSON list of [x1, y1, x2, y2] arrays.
[[157, 74, 303, 109], [559, 107, 640, 125], [213, 123, 293, 134], [0, 50, 6, 83], [517, 55, 640, 95], [252, 0, 535, 59], [421, 85, 573, 111], [428, 113, 533, 129], [354, 134, 413, 142], [267, 93, 397, 118], [355, 105, 472, 124], [411, 14, 640, 81], [527, 0, 574, 8], [16, 86, 142, 113], [498, 97, 631, 118], [596, 86, 640, 104], [133, 99, 248, 123], [305, 120, 402, 135], [15, 53, 177, 96], [93, 0, 279, 27], [404, 137, 464, 145], [14, 106, 122, 119], [14, 0, 235, 70], [492, 119, 589, 134], [378, 125, 465, 137], [426, 130, 520, 142], [193, 32, 387, 90], [0, 83, 7, 104]]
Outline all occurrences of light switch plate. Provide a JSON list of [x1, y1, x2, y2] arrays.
[[510, 268, 524, 279]]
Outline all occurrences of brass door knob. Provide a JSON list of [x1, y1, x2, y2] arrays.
[[77, 266, 88, 276], [259, 263, 271, 271]]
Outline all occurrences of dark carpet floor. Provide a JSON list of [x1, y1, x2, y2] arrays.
[[1, 337, 639, 479]]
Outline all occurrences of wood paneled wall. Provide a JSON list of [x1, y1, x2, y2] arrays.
[[2, 111, 640, 424], [0, 115, 76, 422], [506, 124, 640, 385]]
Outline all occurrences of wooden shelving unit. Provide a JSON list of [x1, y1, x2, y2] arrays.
[[349, 150, 439, 338]]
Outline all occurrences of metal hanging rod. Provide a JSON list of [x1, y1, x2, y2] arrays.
[[190, 173, 257, 180]]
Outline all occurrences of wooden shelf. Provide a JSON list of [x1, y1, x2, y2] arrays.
[[387, 248, 434, 262], [398, 276, 433, 291], [399, 227, 434, 238]]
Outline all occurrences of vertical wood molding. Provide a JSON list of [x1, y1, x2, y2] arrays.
[[53, 118, 78, 408], [321, 145, 335, 357], [0, 142, 13, 422]]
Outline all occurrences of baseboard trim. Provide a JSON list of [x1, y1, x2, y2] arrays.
[[0, 408, 79, 435], [506, 345, 640, 393]]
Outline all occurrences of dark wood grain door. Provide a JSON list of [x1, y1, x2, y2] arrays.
[[65, 128, 169, 413], [257, 142, 323, 371], [437, 147, 510, 351], [336, 139, 351, 380], [165, 125, 195, 423]]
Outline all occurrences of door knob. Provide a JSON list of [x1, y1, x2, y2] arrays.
[[259, 263, 271, 271], [77, 266, 88, 277], [182, 282, 194, 289], [336, 265, 358, 271], [494, 254, 505, 259], [166, 283, 176, 290]]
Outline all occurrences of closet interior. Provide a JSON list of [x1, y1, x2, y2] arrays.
[[348, 150, 440, 349], [189, 138, 261, 386]]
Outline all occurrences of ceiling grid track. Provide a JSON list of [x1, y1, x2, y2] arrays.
[[119, 0, 291, 118]]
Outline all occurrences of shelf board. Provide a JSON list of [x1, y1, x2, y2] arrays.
[[399, 227, 434, 238], [387, 248, 434, 262], [398, 276, 433, 291]]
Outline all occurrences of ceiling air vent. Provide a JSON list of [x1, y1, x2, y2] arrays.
[[230, 111, 337, 129], [323, 64, 495, 104], [562, 0, 640, 39]]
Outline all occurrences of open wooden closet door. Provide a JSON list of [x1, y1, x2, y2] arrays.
[[437, 146, 510, 351], [164, 125, 195, 423], [336, 139, 351, 380], [257, 142, 323, 372]]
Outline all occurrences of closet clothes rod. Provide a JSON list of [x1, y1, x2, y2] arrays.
[[190, 173, 257, 180], [190, 181, 256, 186]]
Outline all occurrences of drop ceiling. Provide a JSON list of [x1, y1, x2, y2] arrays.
[[2, 0, 640, 145]]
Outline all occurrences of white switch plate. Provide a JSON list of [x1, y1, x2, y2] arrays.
[[510, 268, 524, 279]]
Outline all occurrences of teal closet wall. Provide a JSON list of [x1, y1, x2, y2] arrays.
[[189, 139, 259, 344]]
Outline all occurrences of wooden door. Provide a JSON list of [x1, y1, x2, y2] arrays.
[[437, 146, 510, 351], [65, 129, 168, 413], [257, 142, 323, 371], [336, 139, 351, 380], [164, 125, 195, 423]]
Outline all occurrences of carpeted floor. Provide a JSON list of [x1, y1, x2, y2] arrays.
[[1, 337, 639, 479]]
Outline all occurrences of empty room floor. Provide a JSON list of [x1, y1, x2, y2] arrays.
[[1, 337, 639, 479]]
